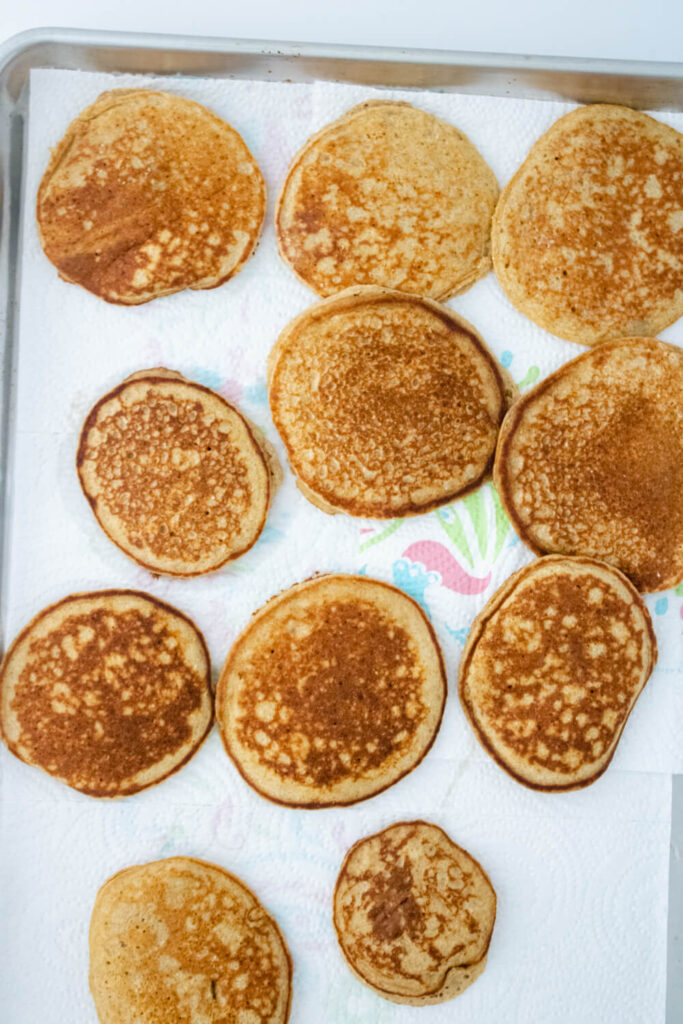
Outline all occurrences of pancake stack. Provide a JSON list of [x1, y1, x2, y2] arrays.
[[459, 556, 656, 791], [334, 821, 496, 1004], [277, 100, 498, 299], [216, 574, 446, 807], [89, 857, 292, 1024], [77, 369, 280, 576], [268, 286, 515, 518], [37, 89, 266, 304], [0, 590, 212, 796]]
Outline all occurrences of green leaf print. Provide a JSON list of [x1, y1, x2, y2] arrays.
[[463, 490, 488, 558], [490, 483, 511, 560], [359, 518, 404, 552], [435, 506, 473, 566]]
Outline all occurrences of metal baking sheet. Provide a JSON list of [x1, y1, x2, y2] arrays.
[[0, 28, 681, 1023]]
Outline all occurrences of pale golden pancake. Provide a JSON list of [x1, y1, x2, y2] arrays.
[[0, 590, 212, 797], [459, 556, 656, 791], [77, 369, 280, 577], [494, 337, 683, 591], [89, 857, 292, 1024], [37, 89, 265, 304], [333, 820, 496, 1005], [277, 100, 498, 299], [268, 286, 515, 519], [492, 104, 683, 345], [216, 574, 446, 807]]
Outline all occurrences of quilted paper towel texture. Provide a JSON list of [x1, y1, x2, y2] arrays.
[[0, 759, 671, 1024], [7, 69, 683, 780]]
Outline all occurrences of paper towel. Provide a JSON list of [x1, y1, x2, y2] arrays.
[[0, 68, 678, 1024]]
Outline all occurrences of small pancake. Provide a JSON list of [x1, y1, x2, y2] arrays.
[[494, 337, 683, 591], [89, 857, 292, 1024], [77, 369, 280, 577], [37, 89, 265, 304], [0, 590, 212, 797], [268, 286, 516, 519], [458, 555, 656, 791], [333, 820, 496, 1005], [276, 100, 498, 299], [492, 104, 683, 345], [216, 574, 446, 807]]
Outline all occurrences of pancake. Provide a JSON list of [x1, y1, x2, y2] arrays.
[[276, 100, 498, 299], [37, 89, 265, 304], [0, 590, 212, 797], [268, 286, 516, 519], [492, 104, 683, 345], [77, 369, 280, 577], [458, 555, 656, 791], [89, 857, 292, 1024], [494, 336, 683, 591], [333, 820, 496, 1005], [215, 574, 446, 807]]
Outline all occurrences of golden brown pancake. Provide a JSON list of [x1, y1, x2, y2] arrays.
[[215, 574, 446, 808], [494, 337, 683, 591], [268, 286, 516, 519], [77, 369, 280, 577], [276, 100, 498, 299], [333, 820, 496, 1005], [492, 104, 683, 345], [37, 89, 265, 304], [0, 590, 212, 797], [89, 857, 292, 1024], [458, 555, 656, 791]]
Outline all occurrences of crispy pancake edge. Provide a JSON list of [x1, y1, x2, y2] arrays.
[[457, 555, 657, 792], [215, 574, 447, 808]]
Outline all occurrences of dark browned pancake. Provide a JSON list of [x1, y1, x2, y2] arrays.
[[215, 574, 446, 807], [459, 556, 656, 791], [492, 104, 683, 345], [89, 857, 292, 1024], [333, 821, 496, 1004], [77, 369, 279, 576], [0, 590, 212, 796], [494, 337, 683, 591], [268, 286, 516, 518], [37, 89, 265, 304]]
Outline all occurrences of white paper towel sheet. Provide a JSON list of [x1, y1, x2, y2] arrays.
[[0, 68, 679, 1023]]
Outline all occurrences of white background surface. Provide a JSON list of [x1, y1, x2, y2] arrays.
[[1, 0, 683, 63]]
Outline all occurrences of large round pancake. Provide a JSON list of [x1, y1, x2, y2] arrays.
[[268, 286, 516, 519], [276, 100, 498, 299], [333, 820, 496, 1005], [216, 574, 446, 808], [494, 337, 683, 592], [492, 104, 683, 345], [89, 857, 292, 1024], [37, 89, 265, 304], [77, 369, 279, 577], [0, 590, 212, 797], [458, 556, 656, 792]]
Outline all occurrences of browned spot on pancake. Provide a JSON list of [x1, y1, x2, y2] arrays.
[[37, 90, 265, 304], [10, 606, 207, 795], [79, 388, 253, 565], [89, 858, 292, 1024], [495, 338, 683, 591], [269, 289, 512, 518], [334, 821, 496, 1002], [277, 102, 498, 300], [234, 600, 426, 789], [492, 105, 683, 344]]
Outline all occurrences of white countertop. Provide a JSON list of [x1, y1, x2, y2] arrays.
[[1, 0, 682, 63]]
